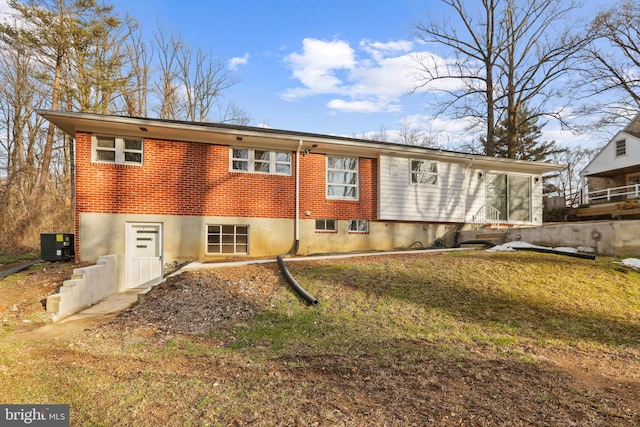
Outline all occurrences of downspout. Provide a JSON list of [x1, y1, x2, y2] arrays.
[[276, 139, 318, 305], [293, 139, 302, 255]]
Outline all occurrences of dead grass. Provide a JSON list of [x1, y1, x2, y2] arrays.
[[1, 250, 639, 426]]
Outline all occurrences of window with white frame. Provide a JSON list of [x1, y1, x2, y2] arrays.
[[410, 159, 438, 185], [315, 218, 337, 232], [616, 140, 626, 157], [327, 156, 358, 199], [206, 225, 249, 254], [93, 136, 143, 165], [348, 219, 369, 233], [230, 148, 292, 175]]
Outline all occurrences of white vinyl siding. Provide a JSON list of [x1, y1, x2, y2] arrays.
[[378, 156, 467, 222], [582, 132, 640, 177], [379, 155, 541, 225]]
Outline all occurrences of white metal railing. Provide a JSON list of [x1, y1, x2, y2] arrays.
[[471, 205, 502, 228], [586, 183, 640, 204]]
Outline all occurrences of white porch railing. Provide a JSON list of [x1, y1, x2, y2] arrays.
[[586, 183, 640, 204], [471, 205, 502, 228]]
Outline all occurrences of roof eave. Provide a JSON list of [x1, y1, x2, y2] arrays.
[[36, 109, 564, 174]]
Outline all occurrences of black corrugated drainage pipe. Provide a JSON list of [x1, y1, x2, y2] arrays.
[[276, 255, 318, 306], [0, 261, 39, 279], [512, 246, 596, 260]]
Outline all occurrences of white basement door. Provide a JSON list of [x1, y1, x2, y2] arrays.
[[126, 223, 163, 288]]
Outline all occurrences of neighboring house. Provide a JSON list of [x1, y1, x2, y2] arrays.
[[581, 115, 640, 204], [38, 110, 561, 289]]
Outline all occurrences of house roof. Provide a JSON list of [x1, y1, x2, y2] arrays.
[[37, 110, 563, 174], [581, 115, 640, 177]]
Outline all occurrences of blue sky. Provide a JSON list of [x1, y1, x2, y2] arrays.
[[106, 1, 620, 149], [114, 1, 429, 133]]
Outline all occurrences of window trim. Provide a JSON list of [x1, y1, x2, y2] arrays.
[[206, 224, 249, 255], [410, 159, 438, 186], [326, 156, 359, 200], [615, 139, 627, 157], [230, 147, 292, 175], [92, 135, 144, 165], [348, 219, 369, 233], [315, 218, 338, 233]]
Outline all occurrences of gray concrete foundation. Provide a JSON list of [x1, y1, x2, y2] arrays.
[[460, 220, 640, 257]]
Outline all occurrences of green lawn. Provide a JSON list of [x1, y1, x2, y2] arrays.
[[1, 250, 639, 426]]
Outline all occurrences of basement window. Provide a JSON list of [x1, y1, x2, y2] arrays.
[[206, 225, 249, 254], [93, 135, 143, 165], [315, 218, 337, 233], [348, 219, 369, 233]]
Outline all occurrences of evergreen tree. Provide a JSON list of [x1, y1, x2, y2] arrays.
[[493, 108, 560, 161]]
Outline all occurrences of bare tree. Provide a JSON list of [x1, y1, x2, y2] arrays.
[[580, 0, 640, 128], [0, 0, 124, 191], [414, 0, 501, 156], [153, 26, 239, 122], [153, 28, 184, 120], [216, 101, 252, 125], [415, 0, 586, 159], [546, 145, 597, 207], [116, 17, 152, 117], [178, 45, 236, 122], [0, 2, 249, 252], [0, 33, 66, 250], [396, 118, 439, 148], [499, 0, 585, 158], [0, 0, 132, 251]]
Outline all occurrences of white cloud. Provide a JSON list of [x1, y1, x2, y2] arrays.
[[282, 37, 465, 114], [283, 38, 355, 98], [348, 54, 416, 99], [359, 39, 414, 61], [400, 114, 478, 150], [327, 99, 402, 113], [229, 53, 249, 71], [0, 0, 10, 14]]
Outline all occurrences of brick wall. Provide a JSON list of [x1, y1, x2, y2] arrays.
[[75, 133, 296, 218], [298, 153, 377, 220], [76, 133, 378, 222]]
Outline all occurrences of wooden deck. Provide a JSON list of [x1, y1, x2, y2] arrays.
[[567, 201, 640, 221]]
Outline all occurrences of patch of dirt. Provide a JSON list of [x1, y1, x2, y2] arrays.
[[0, 261, 84, 331], [105, 265, 284, 336], [273, 351, 636, 426]]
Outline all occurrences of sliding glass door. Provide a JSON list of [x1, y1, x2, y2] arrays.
[[486, 174, 531, 222]]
